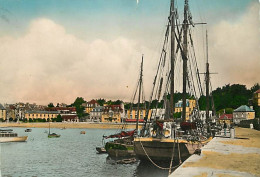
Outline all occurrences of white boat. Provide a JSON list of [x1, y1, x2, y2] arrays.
[[0, 129, 28, 143]]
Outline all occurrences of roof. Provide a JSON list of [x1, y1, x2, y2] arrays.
[[234, 105, 254, 112], [255, 89, 260, 93], [88, 99, 98, 104], [45, 107, 76, 111], [9, 105, 16, 110], [219, 114, 233, 120], [103, 105, 123, 112], [0, 104, 6, 110]]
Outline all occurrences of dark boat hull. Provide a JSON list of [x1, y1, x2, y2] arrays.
[[134, 137, 211, 161]]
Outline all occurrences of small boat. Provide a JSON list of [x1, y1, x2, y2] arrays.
[[80, 131, 86, 134], [104, 130, 136, 158], [48, 133, 61, 138], [48, 122, 60, 138], [116, 158, 137, 164], [96, 147, 107, 154], [25, 128, 32, 132], [0, 129, 28, 143]]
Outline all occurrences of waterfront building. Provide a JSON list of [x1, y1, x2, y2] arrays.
[[84, 100, 99, 114], [101, 105, 122, 123], [62, 115, 79, 122], [218, 114, 233, 125], [25, 111, 59, 120], [0, 104, 7, 120], [89, 106, 103, 122], [253, 89, 260, 106], [125, 108, 151, 123], [233, 105, 255, 124], [174, 99, 196, 121], [25, 106, 78, 121], [45, 107, 76, 114], [6, 105, 16, 120]]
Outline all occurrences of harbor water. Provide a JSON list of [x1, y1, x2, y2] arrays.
[[0, 128, 169, 177]]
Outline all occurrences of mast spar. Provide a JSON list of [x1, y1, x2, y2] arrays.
[[136, 55, 143, 131], [182, 0, 189, 122], [170, 0, 175, 119], [206, 30, 210, 123]]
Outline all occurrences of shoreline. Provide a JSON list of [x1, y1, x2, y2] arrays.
[[0, 122, 141, 129]]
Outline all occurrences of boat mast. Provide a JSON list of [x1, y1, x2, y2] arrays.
[[136, 55, 143, 131], [170, 0, 175, 119], [205, 31, 210, 123], [182, 0, 189, 122]]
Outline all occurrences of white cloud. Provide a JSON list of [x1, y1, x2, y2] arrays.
[[0, 18, 154, 104], [209, 2, 260, 89]]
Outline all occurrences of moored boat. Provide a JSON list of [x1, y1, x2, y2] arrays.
[[104, 130, 136, 158], [134, 0, 213, 163], [48, 122, 60, 138], [0, 129, 28, 143], [48, 133, 61, 138], [96, 147, 107, 154], [80, 131, 86, 134], [25, 128, 32, 132]]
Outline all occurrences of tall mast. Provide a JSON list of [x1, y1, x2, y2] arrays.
[[136, 55, 143, 131], [206, 31, 210, 123], [170, 0, 175, 119], [182, 0, 189, 122]]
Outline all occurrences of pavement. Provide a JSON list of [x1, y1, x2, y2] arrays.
[[169, 128, 260, 177]]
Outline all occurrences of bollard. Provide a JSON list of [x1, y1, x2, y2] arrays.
[[250, 123, 254, 129], [230, 128, 235, 139]]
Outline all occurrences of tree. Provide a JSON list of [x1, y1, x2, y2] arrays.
[[210, 84, 251, 111], [48, 103, 54, 108], [56, 114, 62, 122], [114, 100, 123, 105], [217, 108, 234, 115], [97, 98, 106, 106], [72, 97, 86, 107], [106, 100, 113, 105], [72, 97, 86, 119], [250, 83, 260, 93], [173, 112, 182, 118]]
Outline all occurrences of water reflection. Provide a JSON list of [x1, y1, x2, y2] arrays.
[[134, 160, 177, 177], [106, 156, 174, 177]]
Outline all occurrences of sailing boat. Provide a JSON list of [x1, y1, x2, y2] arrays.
[[103, 56, 145, 158], [134, 0, 212, 163], [48, 121, 60, 138]]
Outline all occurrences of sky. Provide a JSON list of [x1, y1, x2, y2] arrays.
[[0, 0, 259, 105]]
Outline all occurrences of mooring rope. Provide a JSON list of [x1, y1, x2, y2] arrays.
[[139, 138, 181, 170], [168, 137, 176, 175], [177, 138, 182, 164]]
